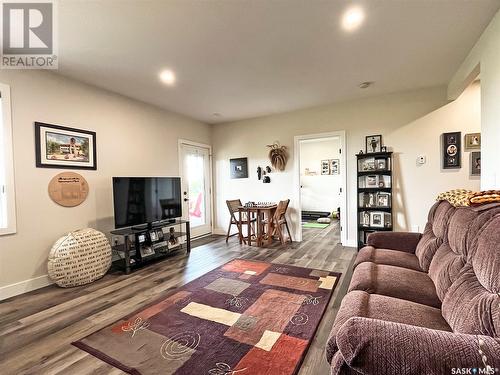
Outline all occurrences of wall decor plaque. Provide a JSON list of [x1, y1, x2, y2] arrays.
[[442, 131, 461, 169], [48, 172, 89, 207]]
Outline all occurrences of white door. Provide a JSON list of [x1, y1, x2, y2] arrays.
[[179, 142, 212, 238]]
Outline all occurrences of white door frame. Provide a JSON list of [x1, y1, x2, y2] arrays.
[[178, 139, 214, 237], [293, 131, 348, 245]]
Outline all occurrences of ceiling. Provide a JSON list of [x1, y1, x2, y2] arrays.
[[57, 0, 500, 124]]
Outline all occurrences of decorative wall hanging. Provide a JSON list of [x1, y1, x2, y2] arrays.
[[465, 133, 481, 151], [442, 132, 461, 169], [267, 141, 288, 171], [35, 122, 97, 170], [257, 166, 262, 180], [48, 172, 89, 207], [365, 135, 382, 153], [321, 160, 330, 175], [230, 157, 248, 179], [47, 228, 112, 287], [470, 151, 481, 176], [330, 159, 340, 175]]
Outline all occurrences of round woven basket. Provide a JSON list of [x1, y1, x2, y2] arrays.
[[48, 228, 112, 288]]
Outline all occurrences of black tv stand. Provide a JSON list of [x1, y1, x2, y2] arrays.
[[110, 219, 190, 275]]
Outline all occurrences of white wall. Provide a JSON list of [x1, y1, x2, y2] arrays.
[[448, 9, 500, 189], [213, 84, 481, 246], [0, 71, 211, 299], [299, 138, 341, 213]]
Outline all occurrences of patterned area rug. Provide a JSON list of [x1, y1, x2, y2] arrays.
[[73, 259, 341, 375]]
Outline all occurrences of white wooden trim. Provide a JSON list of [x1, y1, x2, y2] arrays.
[[0, 83, 16, 236], [293, 131, 348, 245], [0, 274, 53, 301], [177, 139, 214, 235]]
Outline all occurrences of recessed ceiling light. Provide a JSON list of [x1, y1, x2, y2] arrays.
[[159, 69, 176, 86], [212, 112, 221, 117], [359, 81, 374, 89], [342, 7, 365, 31]]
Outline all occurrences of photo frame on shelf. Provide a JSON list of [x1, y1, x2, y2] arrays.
[[365, 135, 382, 154], [377, 192, 390, 208], [470, 151, 481, 176], [442, 131, 461, 169], [375, 158, 387, 170], [369, 212, 385, 228], [465, 133, 481, 151], [361, 158, 376, 171], [365, 175, 378, 188], [360, 211, 370, 226]]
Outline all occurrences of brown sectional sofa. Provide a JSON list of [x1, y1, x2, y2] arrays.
[[326, 200, 500, 374]]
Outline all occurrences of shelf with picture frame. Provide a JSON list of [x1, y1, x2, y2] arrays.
[[356, 151, 393, 249]]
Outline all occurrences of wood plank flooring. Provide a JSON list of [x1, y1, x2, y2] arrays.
[[0, 222, 356, 375]]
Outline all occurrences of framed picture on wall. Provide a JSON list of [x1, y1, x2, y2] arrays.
[[35, 122, 97, 170], [330, 159, 340, 174], [442, 131, 461, 169], [230, 157, 249, 179], [465, 133, 481, 150], [321, 160, 330, 175], [470, 151, 481, 176]]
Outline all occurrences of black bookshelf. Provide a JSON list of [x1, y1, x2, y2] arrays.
[[356, 152, 393, 249]]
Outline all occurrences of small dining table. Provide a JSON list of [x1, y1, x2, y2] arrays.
[[238, 204, 277, 247]]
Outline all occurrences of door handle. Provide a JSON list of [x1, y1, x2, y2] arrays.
[[184, 198, 189, 202]]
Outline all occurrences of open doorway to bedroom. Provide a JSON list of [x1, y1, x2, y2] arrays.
[[295, 132, 347, 245]]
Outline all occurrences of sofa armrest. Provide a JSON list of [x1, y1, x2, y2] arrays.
[[333, 317, 500, 375], [367, 231, 422, 253]]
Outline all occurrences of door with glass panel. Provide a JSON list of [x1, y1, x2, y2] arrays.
[[179, 142, 212, 238]]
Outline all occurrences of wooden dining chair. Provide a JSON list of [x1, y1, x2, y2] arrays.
[[225, 199, 255, 244], [265, 199, 292, 244]]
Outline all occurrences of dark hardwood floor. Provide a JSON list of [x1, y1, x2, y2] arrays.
[[0, 222, 356, 375]]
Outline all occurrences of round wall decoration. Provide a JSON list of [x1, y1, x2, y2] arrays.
[[48, 172, 89, 207], [47, 228, 112, 287]]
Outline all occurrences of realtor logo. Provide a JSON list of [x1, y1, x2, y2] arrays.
[[1, 0, 58, 69]]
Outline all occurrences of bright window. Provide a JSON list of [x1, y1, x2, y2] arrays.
[[0, 83, 16, 235]]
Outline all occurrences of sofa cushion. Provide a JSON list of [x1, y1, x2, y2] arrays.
[[354, 246, 423, 272], [348, 262, 441, 308], [415, 201, 455, 271], [442, 215, 500, 336], [326, 290, 451, 363]]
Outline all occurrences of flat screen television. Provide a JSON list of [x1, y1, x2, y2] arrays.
[[112, 177, 182, 229]]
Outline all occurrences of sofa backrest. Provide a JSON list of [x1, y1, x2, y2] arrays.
[[428, 204, 500, 302], [415, 201, 455, 271], [441, 213, 500, 336]]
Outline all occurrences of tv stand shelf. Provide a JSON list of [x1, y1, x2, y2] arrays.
[[110, 219, 190, 275]]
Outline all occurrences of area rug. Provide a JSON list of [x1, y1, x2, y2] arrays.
[[73, 259, 341, 375], [302, 222, 330, 229]]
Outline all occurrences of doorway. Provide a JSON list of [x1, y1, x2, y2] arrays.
[[294, 131, 347, 245], [179, 140, 212, 238]]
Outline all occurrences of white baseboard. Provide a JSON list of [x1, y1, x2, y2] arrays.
[[0, 274, 53, 301], [213, 227, 227, 236]]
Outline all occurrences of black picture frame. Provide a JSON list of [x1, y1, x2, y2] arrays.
[[442, 131, 461, 169], [470, 151, 481, 176], [365, 135, 382, 154], [35, 122, 97, 170], [230, 157, 248, 179]]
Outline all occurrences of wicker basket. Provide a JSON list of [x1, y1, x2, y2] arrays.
[[48, 228, 112, 287]]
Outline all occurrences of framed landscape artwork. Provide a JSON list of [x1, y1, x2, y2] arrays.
[[35, 122, 97, 170]]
